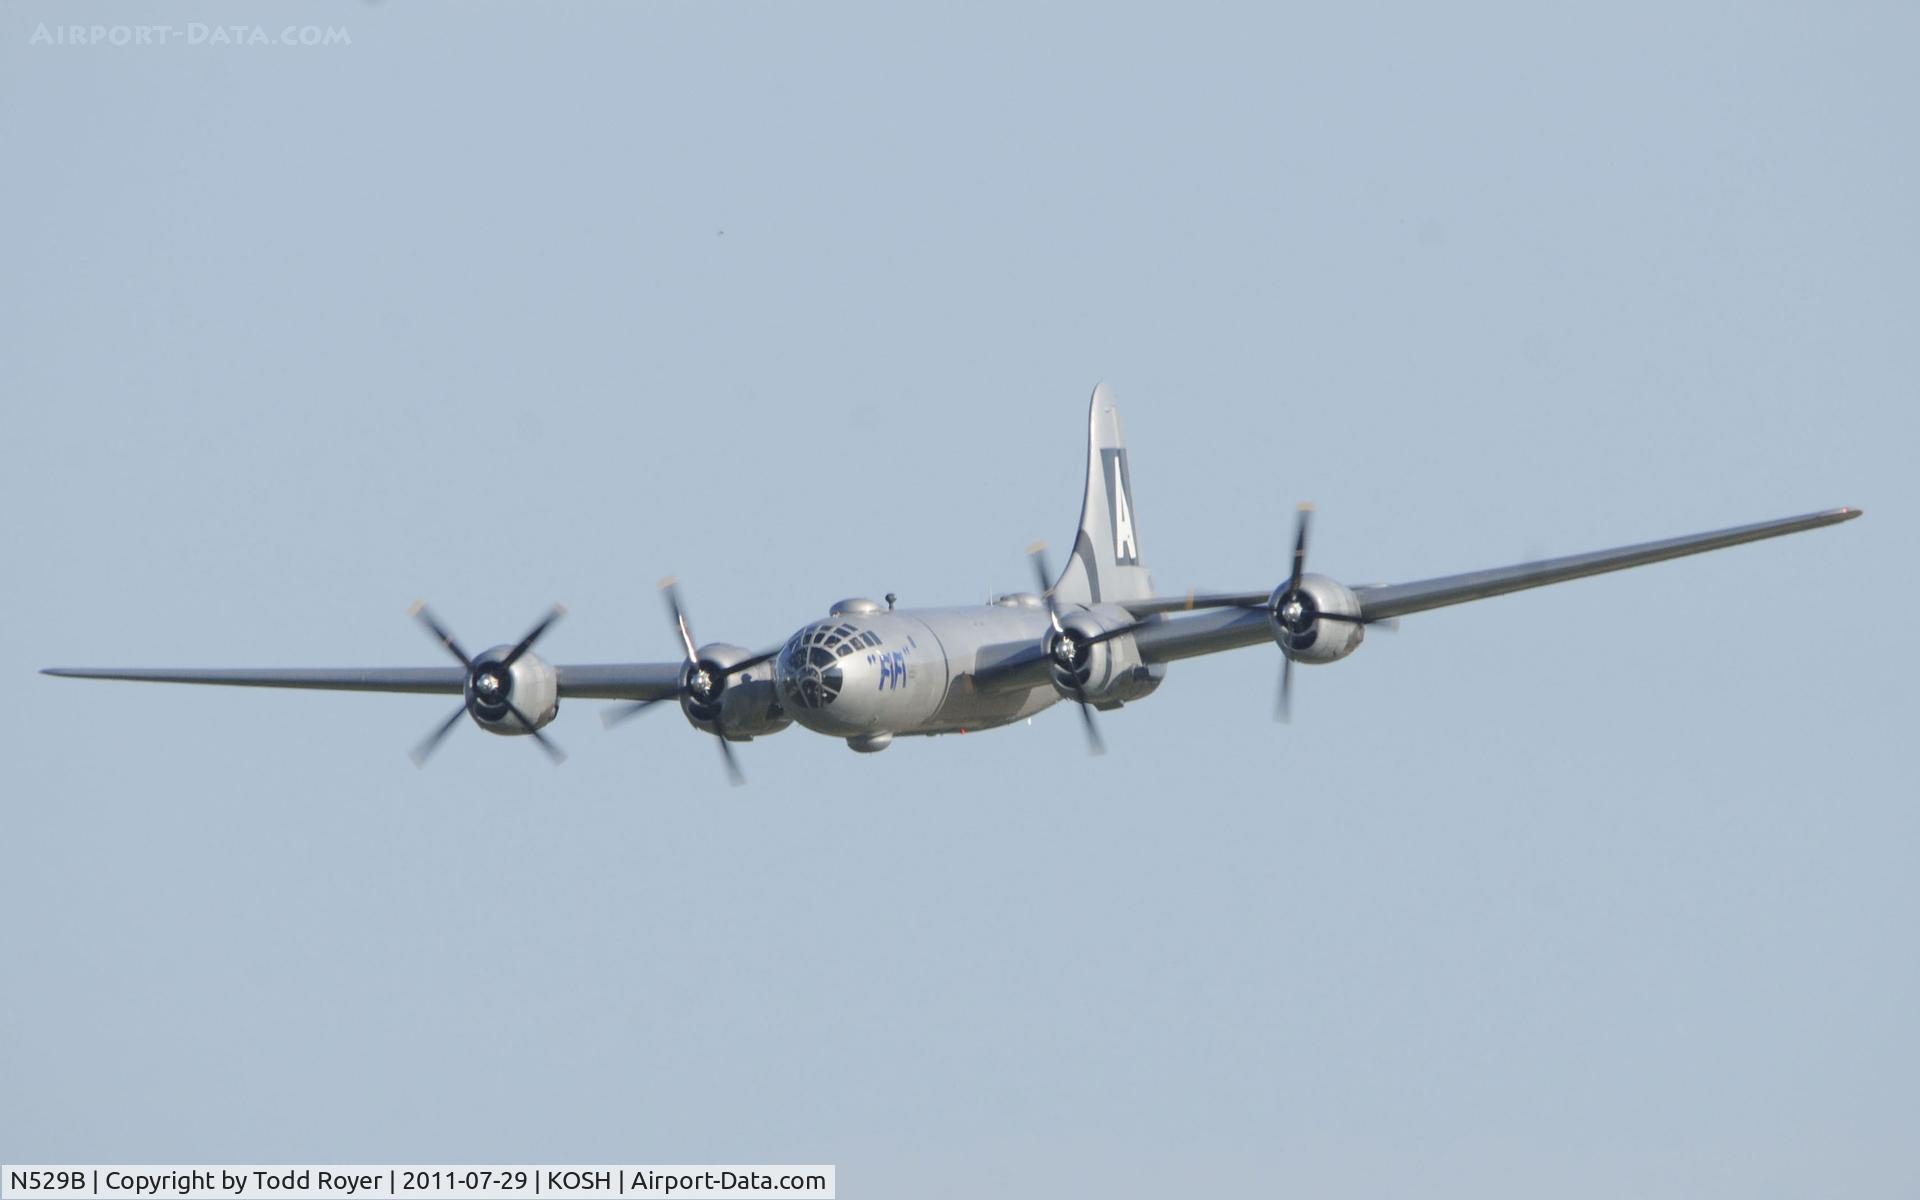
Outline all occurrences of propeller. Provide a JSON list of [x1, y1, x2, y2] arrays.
[[1263, 504, 1373, 724], [600, 578, 780, 786], [1027, 543, 1150, 756], [408, 602, 567, 767]]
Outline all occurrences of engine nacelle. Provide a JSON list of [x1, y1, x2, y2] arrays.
[[680, 642, 793, 741], [466, 645, 559, 736], [1268, 573, 1365, 664], [1047, 610, 1165, 710]]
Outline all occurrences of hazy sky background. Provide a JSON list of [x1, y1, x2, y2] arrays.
[[2, 3, 1914, 1196]]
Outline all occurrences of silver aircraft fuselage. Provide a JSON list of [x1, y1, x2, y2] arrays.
[[38, 383, 1863, 774], [772, 599, 1074, 740]]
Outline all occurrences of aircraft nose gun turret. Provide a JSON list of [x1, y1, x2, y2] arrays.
[[776, 610, 877, 715]]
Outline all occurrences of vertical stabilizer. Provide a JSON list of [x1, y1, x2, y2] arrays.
[[1052, 383, 1154, 607]]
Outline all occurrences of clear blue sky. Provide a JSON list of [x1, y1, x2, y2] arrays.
[[3, 3, 1914, 1196]]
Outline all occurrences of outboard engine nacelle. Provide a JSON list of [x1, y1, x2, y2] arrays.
[[464, 645, 560, 734], [405, 602, 569, 766], [1046, 610, 1164, 710], [1267, 573, 1365, 664]]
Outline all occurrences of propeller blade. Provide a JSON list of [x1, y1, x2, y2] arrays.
[[409, 703, 467, 767], [655, 577, 754, 783], [410, 601, 474, 668], [1276, 506, 1309, 723], [1083, 619, 1149, 647], [1027, 542, 1054, 598], [601, 698, 668, 729], [712, 709, 745, 786], [1288, 503, 1312, 596], [660, 578, 699, 662], [731, 647, 781, 675], [507, 702, 566, 765], [1031, 541, 1108, 754], [502, 604, 566, 667], [714, 733, 745, 786], [1276, 654, 1294, 724], [1027, 543, 1066, 633], [1070, 681, 1106, 756], [1226, 601, 1391, 630]]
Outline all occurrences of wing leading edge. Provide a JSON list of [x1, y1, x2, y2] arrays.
[[40, 663, 685, 702]]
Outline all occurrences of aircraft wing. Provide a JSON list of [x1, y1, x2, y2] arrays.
[[1348, 506, 1861, 621], [555, 663, 685, 700], [1119, 590, 1269, 617], [1126, 506, 1861, 664], [40, 662, 686, 702]]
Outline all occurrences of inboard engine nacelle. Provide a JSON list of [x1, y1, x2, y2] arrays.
[[680, 642, 792, 740], [1047, 610, 1165, 710]]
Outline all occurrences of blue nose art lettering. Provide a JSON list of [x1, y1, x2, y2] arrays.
[[870, 648, 908, 690]]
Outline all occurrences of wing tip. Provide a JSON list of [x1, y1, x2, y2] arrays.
[[1836, 505, 1864, 521]]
